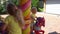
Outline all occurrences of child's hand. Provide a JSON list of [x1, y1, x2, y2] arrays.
[[22, 24, 29, 30]]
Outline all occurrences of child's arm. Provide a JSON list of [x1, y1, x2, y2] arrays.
[[2, 17, 9, 31], [16, 9, 25, 28], [2, 24, 7, 31]]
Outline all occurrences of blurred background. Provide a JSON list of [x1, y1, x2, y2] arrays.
[[0, 0, 60, 34], [0, 0, 45, 14]]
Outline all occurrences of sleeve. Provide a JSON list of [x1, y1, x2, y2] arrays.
[[31, 15, 35, 20], [4, 17, 9, 25]]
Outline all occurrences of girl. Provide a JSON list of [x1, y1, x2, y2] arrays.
[[4, 3, 25, 34]]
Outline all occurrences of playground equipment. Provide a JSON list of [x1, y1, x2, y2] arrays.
[[32, 17, 45, 34], [0, 0, 45, 34], [19, 0, 31, 34]]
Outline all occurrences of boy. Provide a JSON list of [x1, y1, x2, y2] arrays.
[[30, 7, 37, 34]]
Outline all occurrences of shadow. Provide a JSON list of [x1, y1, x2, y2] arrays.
[[48, 31, 60, 34]]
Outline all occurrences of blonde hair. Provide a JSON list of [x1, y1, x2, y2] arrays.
[[31, 7, 37, 11]]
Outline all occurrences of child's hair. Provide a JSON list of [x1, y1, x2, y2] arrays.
[[7, 3, 17, 15], [31, 7, 37, 10], [31, 7, 37, 14]]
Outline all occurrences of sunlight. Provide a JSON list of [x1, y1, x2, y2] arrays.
[[46, 4, 60, 14]]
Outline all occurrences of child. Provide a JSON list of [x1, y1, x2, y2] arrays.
[[31, 7, 37, 23], [4, 3, 24, 34], [31, 7, 37, 20], [5, 3, 31, 34], [30, 7, 45, 34], [30, 7, 37, 34]]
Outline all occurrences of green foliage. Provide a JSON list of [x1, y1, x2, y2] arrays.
[[0, 0, 18, 14], [32, 0, 44, 12], [38, 8, 44, 12], [32, 0, 39, 7], [12, 0, 19, 6], [0, 0, 7, 14], [0, 0, 44, 14]]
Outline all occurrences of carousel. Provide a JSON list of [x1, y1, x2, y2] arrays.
[[0, 0, 45, 34]]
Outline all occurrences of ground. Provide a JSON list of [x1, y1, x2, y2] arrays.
[[36, 12, 60, 34]]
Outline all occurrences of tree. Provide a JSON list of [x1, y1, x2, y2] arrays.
[[32, 0, 39, 8], [0, 0, 7, 14], [0, 0, 19, 14], [32, 0, 44, 12], [0, 0, 44, 14]]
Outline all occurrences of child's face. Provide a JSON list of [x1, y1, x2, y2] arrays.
[[31, 9, 37, 14]]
